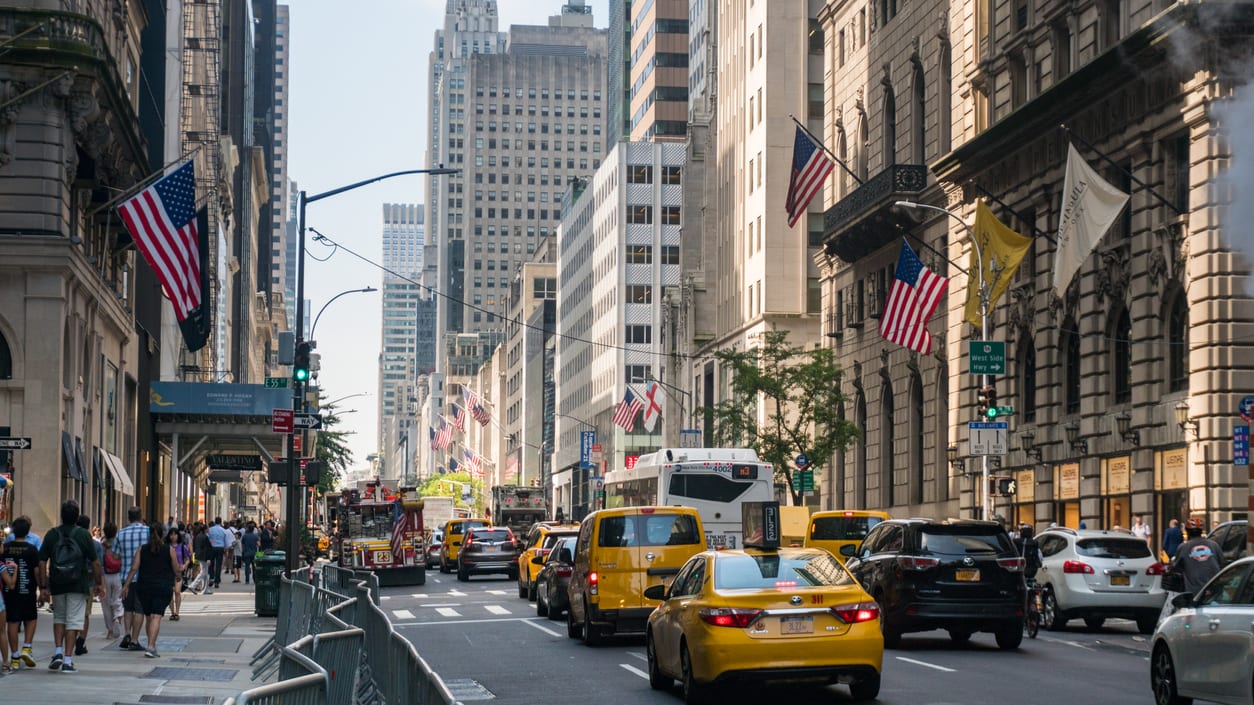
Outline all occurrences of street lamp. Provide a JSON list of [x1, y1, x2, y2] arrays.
[[286, 167, 459, 572], [556, 413, 596, 430], [311, 286, 377, 342], [895, 200, 994, 520]]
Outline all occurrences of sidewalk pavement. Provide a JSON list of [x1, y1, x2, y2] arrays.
[[0, 576, 276, 705]]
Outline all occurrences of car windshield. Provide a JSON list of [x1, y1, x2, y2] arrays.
[[598, 514, 702, 548], [449, 521, 487, 535], [469, 530, 512, 543], [919, 528, 1013, 556], [1075, 538, 1152, 559], [541, 532, 577, 549], [810, 516, 883, 541], [714, 552, 856, 589]]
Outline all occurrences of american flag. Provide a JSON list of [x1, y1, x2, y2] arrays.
[[463, 449, 483, 476], [429, 425, 437, 451], [463, 388, 491, 426], [451, 404, 467, 432], [785, 126, 835, 228], [391, 496, 409, 560], [880, 239, 948, 354], [612, 389, 644, 432], [504, 457, 518, 481], [117, 161, 202, 321], [435, 418, 454, 450]]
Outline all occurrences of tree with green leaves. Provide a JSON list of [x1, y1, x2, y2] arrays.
[[313, 402, 353, 496], [705, 330, 860, 506], [414, 471, 484, 513]]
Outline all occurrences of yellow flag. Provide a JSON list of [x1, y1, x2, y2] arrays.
[[964, 201, 1033, 327]]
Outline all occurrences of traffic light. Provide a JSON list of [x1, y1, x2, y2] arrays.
[[991, 476, 1018, 497], [293, 341, 312, 382], [977, 385, 993, 418]]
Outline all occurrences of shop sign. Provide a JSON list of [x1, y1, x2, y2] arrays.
[[1107, 456, 1131, 495], [1057, 463, 1080, 500], [1162, 448, 1188, 490]]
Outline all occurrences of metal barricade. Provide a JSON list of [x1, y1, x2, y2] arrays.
[[228, 643, 328, 705], [304, 628, 365, 705]]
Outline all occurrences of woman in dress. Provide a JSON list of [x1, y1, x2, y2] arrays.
[[167, 527, 191, 621], [121, 522, 179, 657]]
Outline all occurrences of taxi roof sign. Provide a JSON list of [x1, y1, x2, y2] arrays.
[[742, 501, 781, 550]]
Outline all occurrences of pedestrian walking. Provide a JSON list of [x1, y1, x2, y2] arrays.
[[1131, 515, 1152, 545], [259, 520, 276, 551], [100, 522, 124, 639], [1160, 517, 1226, 624], [189, 523, 212, 594], [240, 522, 260, 584], [0, 552, 15, 674], [1162, 519, 1184, 561], [230, 521, 244, 583], [3, 516, 41, 549], [167, 527, 190, 621], [115, 507, 151, 651], [37, 500, 104, 673], [207, 518, 229, 589], [121, 522, 179, 658], [1, 516, 41, 671], [73, 513, 102, 655]]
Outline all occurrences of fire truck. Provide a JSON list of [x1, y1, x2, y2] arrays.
[[333, 481, 426, 586], [490, 484, 548, 538]]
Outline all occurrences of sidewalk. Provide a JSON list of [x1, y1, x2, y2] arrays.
[[0, 576, 275, 704]]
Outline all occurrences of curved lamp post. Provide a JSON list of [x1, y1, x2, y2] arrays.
[[311, 287, 377, 342]]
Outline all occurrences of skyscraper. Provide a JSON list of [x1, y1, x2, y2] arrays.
[[272, 5, 295, 327], [379, 204, 427, 448]]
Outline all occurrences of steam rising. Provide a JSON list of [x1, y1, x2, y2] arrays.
[[1215, 78, 1254, 295]]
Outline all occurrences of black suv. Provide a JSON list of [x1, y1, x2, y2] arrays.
[[844, 518, 1027, 649], [457, 527, 521, 582]]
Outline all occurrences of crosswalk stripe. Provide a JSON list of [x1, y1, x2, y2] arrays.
[[393, 609, 415, 620], [436, 607, 461, 617], [485, 605, 510, 615]]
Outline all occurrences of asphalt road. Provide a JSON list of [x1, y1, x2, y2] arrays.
[[383, 572, 1168, 705]]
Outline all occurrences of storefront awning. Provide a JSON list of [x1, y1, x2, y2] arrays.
[[61, 432, 83, 481], [102, 451, 136, 497]]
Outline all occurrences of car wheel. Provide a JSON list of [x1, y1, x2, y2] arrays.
[[848, 671, 881, 701], [1151, 645, 1193, 705], [1042, 589, 1067, 631], [680, 642, 709, 705], [646, 632, 671, 691], [547, 599, 564, 621], [527, 580, 538, 602], [995, 622, 1023, 650], [518, 580, 528, 599], [947, 629, 972, 644], [566, 603, 583, 639], [582, 601, 603, 646], [457, 564, 468, 582], [1136, 613, 1159, 635], [439, 557, 450, 574], [537, 587, 549, 617], [1084, 617, 1106, 630]]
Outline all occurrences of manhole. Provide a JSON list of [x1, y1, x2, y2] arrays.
[[138, 697, 216, 704], [442, 678, 495, 701], [141, 666, 241, 682]]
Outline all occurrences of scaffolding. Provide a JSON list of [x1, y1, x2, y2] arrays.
[[180, 0, 224, 381]]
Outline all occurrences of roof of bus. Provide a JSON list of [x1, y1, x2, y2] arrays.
[[632, 447, 762, 465]]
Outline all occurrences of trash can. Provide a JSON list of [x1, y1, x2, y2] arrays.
[[254, 550, 286, 617]]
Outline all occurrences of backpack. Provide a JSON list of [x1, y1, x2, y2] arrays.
[[50, 528, 86, 584], [103, 540, 122, 574]]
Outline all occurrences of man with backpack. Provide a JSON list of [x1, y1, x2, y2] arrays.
[[36, 500, 103, 673]]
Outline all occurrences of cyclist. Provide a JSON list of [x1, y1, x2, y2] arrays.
[[1013, 524, 1042, 580]]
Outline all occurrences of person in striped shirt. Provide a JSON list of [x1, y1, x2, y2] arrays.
[[114, 507, 150, 651]]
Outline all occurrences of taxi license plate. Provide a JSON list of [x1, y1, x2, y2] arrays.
[[955, 569, 980, 582], [1110, 575, 1131, 586], [372, 550, 392, 563], [781, 616, 814, 635]]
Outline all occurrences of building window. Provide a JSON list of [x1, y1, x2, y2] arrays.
[[0, 331, 11, 379], [660, 206, 681, 225], [912, 62, 925, 164], [807, 277, 821, 313], [628, 165, 653, 183], [1166, 133, 1190, 213], [1168, 289, 1188, 392], [857, 116, 869, 180], [626, 245, 653, 264], [1064, 317, 1081, 414], [1009, 53, 1028, 109], [625, 325, 652, 344], [659, 245, 680, 264], [1053, 24, 1072, 79], [938, 42, 952, 152], [625, 285, 653, 304], [1112, 308, 1132, 404], [808, 18, 824, 55], [880, 0, 898, 24], [533, 277, 556, 299], [627, 205, 653, 224], [1102, 0, 1122, 51], [882, 86, 897, 167], [881, 381, 895, 507], [910, 373, 924, 504], [625, 364, 651, 383], [808, 83, 824, 119], [661, 166, 681, 184], [1019, 335, 1037, 422]]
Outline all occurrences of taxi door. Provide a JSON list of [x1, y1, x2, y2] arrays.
[[637, 509, 705, 602], [652, 555, 706, 673], [589, 510, 647, 614]]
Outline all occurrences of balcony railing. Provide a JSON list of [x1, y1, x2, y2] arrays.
[[822, 164, 928, 263]]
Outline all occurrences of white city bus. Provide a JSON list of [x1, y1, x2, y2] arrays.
[[602, 447, 774, 550]]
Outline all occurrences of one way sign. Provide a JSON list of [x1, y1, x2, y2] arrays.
[[294, 413, 323, 431], [0, 437, 33, 450]]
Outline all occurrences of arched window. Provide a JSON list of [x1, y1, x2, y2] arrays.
[[910, 372, 924, 504], [0, 331, 11, 379], [833, 402, 847, 509], [880, 381, 894, 507], [935, 368, 948, 502], [1063, 317, 1081, 415], [912, 61, 926, 164], [1112, 307, 1132, 404], [938, 41, 952, 153], [857, 116, 869, 180], [1018, 335, 1037, 422], [855, 393, 868, 509], [1167, 290, 1188, 392], [882, 87, 897, 168], [837, 127, 849, 196]]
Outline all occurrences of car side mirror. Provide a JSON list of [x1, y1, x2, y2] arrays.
[[532, 555, 546, 565], [644, 584, 667, 601], [839, 544, 858, 557], [1172, 592, 1194, 608]]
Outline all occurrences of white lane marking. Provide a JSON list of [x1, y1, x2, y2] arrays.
[[486, 590, 507, 595], [381, 596, 392, 600], [522, 620, 563, 637], [392, 609, 415, 620], [396, 616, 548, 627], [627, 651, 647, 662], [485, 605, 511, 615], [1038, 636, 1096, 650], [409, 594, 428, 598], [421, 603, 461, 608], [448, 590, 467, 596], [436, 607, 461, 617], [895, 656, 956, 673], [621, 664, 650, 680]]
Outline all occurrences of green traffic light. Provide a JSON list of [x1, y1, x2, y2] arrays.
[[294, 368, 310, 382]]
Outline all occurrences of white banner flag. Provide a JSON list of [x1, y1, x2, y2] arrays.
[[1053, 143, 1130, 297], [642, 381, 664, 433]]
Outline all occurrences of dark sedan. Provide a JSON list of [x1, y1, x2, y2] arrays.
[[534, 536, 577, 620], [457, 527, 521, 582]]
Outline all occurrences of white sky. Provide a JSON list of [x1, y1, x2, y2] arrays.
[[287, 0, 610, 471]]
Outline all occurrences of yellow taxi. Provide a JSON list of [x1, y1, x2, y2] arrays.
[[644, 546, 883, 703], [517, 522, 579, 600], [805, 510, 890, 563], [439, 517, 489, 573]]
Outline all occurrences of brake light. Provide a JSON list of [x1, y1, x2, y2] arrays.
[[698, 607, 762, 628], [556, 566, 572, 578], [589, 570, 598, 595], [1146, 563, 1165, 576], [997, 557, 1026, 572], [897, 556, 941, 571], [831, 602, 880, 624], [1063, 560, 1094, 574]]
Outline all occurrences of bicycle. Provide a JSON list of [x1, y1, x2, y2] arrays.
[[1025, 579, 1043, 639]]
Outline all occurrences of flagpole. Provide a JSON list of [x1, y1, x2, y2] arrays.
[[965, 181, 1056, 243], [89, 144, 206, 217], [1060, 125, 1185, 215], [789, 114, 863, 186]]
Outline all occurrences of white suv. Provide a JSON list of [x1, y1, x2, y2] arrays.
[[1035, 528, 1167, 634]]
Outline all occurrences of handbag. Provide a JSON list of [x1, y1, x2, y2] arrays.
[[1161, 566, 1185, 593], [103, 546, 123, 574]]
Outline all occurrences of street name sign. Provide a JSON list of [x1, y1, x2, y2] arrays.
[[968, 421, 1009, 455], [969, 341, 1006, 376], [264, 377, 290, 389], [272, 409, 294, 434], [1240, 396, 1254, 423], [1236, 425, 1250, 467], [0, 437, 32, 450], [294, 413, 323, 430]]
